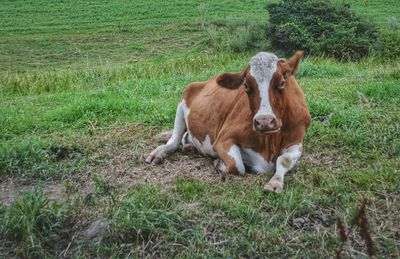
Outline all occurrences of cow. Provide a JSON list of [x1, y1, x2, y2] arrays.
[[145, 51, 311, 192]]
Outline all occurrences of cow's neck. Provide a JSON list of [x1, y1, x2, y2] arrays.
[[279, 82, 306, 148]]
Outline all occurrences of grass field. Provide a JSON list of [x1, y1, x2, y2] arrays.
[[0, 0, 399, 257]]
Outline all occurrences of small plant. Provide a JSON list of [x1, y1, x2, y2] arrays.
[[93, 186, 190, 256], [228, 21, 266, 53], [176, 177, 206, 200], [266, 0, 378, 60], [93, 174, 114, 195], [0, 188, 68, 258], [335, 199, 376, 258], [203, 23, 224, 51]]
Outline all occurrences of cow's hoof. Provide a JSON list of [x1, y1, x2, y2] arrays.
[[213, 159, 227, 174], [263, 178, 283, 193], [145, 145, 167, 164]]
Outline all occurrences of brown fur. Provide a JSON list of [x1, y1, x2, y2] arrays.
[[183, 51, 310, 173]]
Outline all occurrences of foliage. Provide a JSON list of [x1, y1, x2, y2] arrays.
[[266, 0, 378, 60], [373, 28, 400, 59], [202, 17, 268, 53], [106, 186, 186, 244], [0, 188, 69, 258]]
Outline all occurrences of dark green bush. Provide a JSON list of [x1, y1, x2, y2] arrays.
[[266, 0, 378, 60], [270, 22, 311, 54], [373, 29, 400, 59]]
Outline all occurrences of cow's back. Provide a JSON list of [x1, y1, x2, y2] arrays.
[[183, 77, 246, 143]]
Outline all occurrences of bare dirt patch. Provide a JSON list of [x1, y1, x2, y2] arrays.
[[0, 178, 65, 205], [0, 123, 329, 205], [73, 124, 222, 192], [77, 149, 220, 193], [0, 124, 222, 204]]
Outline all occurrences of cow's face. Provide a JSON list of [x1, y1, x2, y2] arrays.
[[217, 51, 303, 134]]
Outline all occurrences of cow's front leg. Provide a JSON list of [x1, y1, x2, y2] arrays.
[[213, 142, 245, 175], [264, 144, 303, 193], [145, 101, 187, 164]]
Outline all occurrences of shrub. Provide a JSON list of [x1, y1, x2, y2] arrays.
[[202, 17, 268, 53], [228, 22, 266, 53], [266, 0, 378, 60], [269, 22, 311, 55], [373, 29, 400, 59]]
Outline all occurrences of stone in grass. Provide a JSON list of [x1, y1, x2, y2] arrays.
[[83, 218, 109, 240], [291, 217, 311, 229]]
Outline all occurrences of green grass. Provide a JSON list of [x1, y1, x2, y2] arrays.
[[2, 0, 398, 72], [0, 0, 268, 72], [341, 0, 400, 25], [1, 0, 399, 257], [0, 188, 68, 257]]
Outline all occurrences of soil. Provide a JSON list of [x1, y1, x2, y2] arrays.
[[0, 127, 222, 205], [0, 125, 324, 205]]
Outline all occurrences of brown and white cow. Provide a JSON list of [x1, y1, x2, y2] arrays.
[[146, 51, 311, 192]]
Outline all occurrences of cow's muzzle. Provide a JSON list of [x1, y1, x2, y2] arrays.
[[254, 115, 281, 134]]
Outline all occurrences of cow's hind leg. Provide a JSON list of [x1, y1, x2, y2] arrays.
[[213, 141, 245, 175], [145, 101, 187, 164]]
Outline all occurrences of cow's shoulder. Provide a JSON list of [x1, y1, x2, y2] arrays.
[[183, 81, 207, 107]]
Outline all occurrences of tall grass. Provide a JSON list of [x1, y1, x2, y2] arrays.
[[0, 53, 247, 95], [0, 188, 69, 257]]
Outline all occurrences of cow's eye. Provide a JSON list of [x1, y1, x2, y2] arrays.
[[244, 82, 252, 95], [278, 79, 286, 89]]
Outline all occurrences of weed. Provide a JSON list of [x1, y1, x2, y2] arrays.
[[176, 177, 206, 200], [201, 17, 268, 53], [0, 188, 69, 258], [336, 199, 376, 258]]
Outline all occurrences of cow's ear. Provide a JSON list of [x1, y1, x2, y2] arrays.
[[217, 67, 249, 89], [280, 51, 303, 78]]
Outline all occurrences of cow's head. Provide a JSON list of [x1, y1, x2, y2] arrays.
[[217, 51, 303, 134]]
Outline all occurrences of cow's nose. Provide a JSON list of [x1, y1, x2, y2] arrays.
[[254, 115, 277, 131]]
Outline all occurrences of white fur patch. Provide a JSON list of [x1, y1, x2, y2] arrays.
[[181, 100, 190, 124], [191, 135, 217, 157], [164, 100, 188, 152], [264, 143, 303, 192], [203, 135, 217, 157], [241, 148, 274, 174], [146, 99, 188, 163], [249, 52, 279, 118], [190, 137, 204, 154], [228, 145, 245, 175], [276, 144, 303, 175]]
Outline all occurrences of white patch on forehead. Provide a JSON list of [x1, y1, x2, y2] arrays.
[[249, 52, 278, 81], [249, 52, 279, 117]]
